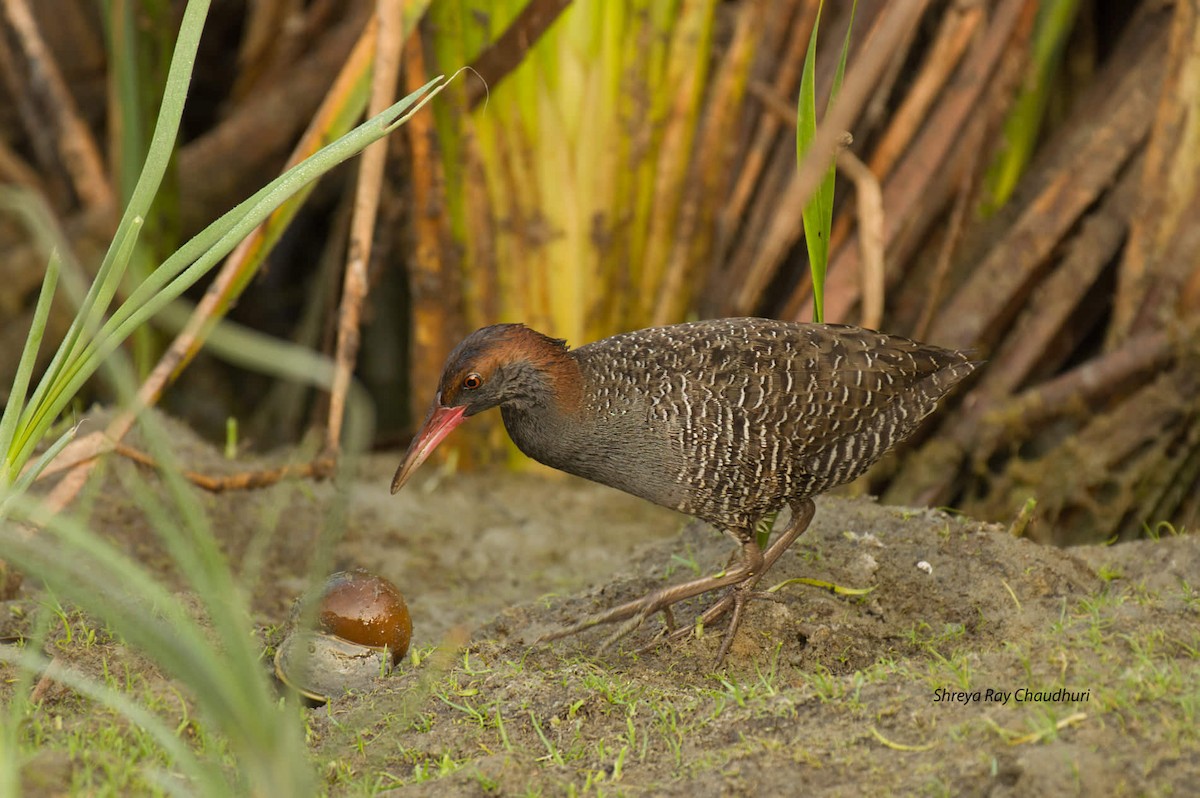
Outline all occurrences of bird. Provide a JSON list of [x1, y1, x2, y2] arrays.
[[391, 318, 977, 664]]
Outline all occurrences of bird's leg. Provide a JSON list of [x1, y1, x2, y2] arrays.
[[646, 499, 817, 658], [761, 499, 817, 572], [538, 530, 764, 649]]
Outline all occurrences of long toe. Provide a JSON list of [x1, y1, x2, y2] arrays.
[[597, 607, 659, 653], [712, 586, 756, 665], [538, 553, 763, 647], [642, 584, 785, 655], [637, 591, 734, 653], [536, 592, 661, 643]]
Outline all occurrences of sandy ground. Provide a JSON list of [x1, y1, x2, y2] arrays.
[[5, 412, 1199, 795]]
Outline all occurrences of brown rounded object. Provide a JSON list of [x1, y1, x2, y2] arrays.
[[317, 569, 412, 664]]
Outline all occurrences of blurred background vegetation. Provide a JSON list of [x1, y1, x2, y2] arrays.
[[0, 0, 1197, 545]]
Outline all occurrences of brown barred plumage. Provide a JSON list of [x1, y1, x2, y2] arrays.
[[393, 318, 976, 663]]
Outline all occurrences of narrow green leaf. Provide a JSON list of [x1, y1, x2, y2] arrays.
[[829, 1, 858, 116], [797, 1, 857, 324], [981, 0, 1080, 214], [797, 3, 826, 322], [10, 0, 213, 466], [3, 424, 75, 506], [45, 0, 209, 377], [0, 245, 59, 482]]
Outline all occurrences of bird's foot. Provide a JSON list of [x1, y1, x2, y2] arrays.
[[538, 500, 817, 666], [638, 586, 785, 655], [641, 499, 818, 664], [536, 563, 755, 650]]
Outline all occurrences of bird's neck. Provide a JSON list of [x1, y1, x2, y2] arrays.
[[501, 397, 576, 470], [503, 342, 583, 414], [498, 351, 589, 468]]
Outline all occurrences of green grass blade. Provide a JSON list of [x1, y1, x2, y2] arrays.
[[1, 501, 228, 699], [47, 0, 208, 380], [797, 3, 826, 322], [0, 243, 59, 480], [797, 1, 857, 324], [102, 75, 448, 333], [113, 74, 446, 322], [981, 0, 1080, 214], [2, 424, 75, 508], [0, 645, 224, 795], [12, 0, 211, 468], [828, 1, 856, 109], [0, 491, 309, 794], [6, 76, 448, 477], [0, 187, 92, 483]]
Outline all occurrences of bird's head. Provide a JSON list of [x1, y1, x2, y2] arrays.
[[391, 324, 571, 493]]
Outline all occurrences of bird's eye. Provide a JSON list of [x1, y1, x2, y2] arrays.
[[462, 373, 483, 390]]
